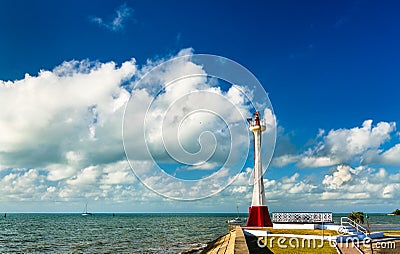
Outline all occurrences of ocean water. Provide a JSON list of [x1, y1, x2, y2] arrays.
[[0, 213, 399, 253], [0, 213, 232, 253]]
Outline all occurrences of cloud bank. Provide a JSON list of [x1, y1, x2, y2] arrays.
[[0, 49, 275, 207], [1, 48, 399, 212], [273, 120, 399, 168]]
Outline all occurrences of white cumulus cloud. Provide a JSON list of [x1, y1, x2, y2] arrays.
[[272, 120, 397, 168], [0, 49, 276, 206]]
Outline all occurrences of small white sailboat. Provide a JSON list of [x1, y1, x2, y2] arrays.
[[81, 203, 92, 216], [227, 206, 247, 224]]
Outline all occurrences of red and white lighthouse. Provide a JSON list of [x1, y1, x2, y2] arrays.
[[246, 111, 273, 227]]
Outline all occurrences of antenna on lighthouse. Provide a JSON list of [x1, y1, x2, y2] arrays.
[[246, 110, 273, 227]]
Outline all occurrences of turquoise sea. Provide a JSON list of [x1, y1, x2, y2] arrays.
[[0, 213, 399, 253]]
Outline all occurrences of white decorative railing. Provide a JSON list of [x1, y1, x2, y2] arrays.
[[340, 217, 368, 235], [272, 212, 333, 223]]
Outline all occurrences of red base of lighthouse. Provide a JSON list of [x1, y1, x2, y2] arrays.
[[246, 206, 273, 227]]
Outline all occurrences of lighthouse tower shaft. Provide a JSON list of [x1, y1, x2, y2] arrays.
[[246, 111, 273, 227], [251, 126, 266, 206]]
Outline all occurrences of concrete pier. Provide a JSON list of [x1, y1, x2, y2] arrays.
[[201, 226, 249, 254]]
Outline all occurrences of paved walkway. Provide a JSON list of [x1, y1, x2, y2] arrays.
[[337, 242, 362, 254], [202, 226, 249, 254]]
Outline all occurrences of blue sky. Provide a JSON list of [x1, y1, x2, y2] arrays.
[[0, 0, 399, 213]]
